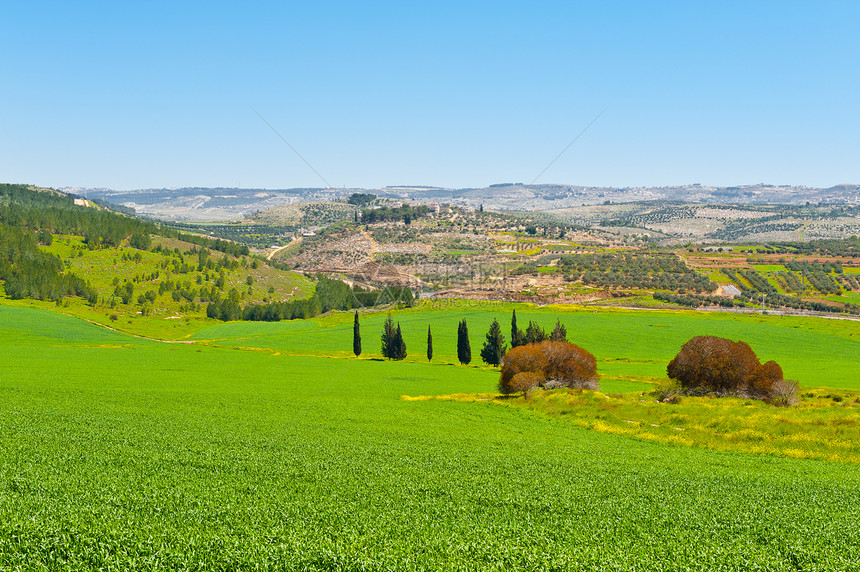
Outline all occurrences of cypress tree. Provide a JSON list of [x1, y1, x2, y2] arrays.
[[550, 319, 567, 342], [381, 313, 395, 359], [480, 318, 507, 366], [427, 325, 433, 361], [457, 319, 472, 365], [392, 324, 407, 360], [353, 311, 361, 356], [511, 309, 525, 348]]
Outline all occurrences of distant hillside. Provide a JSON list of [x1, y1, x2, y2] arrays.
[[0, 183, 315, 330], [537, 202, 860, 243], [249, 201, 358, 226], [67, 186, 346, 221], [69, 182, 859, 222], [828, 184, 860, 194]]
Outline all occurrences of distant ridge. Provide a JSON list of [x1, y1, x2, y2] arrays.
[[828, 184, 860, 193], [60, 182, 859, 222]]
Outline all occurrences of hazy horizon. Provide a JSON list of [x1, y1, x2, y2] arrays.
[[54, 181, 859, 194]]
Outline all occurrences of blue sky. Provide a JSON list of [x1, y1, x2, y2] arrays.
[[2, 1, 858, 190]]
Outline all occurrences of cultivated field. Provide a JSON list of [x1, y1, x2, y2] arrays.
[[2, 302, 859, 569]]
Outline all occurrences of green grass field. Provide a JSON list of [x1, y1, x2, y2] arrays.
[[829, 291, 860, 303], [706, 270, 727, 283], [2, 302, 860, 569], [190, 301, 860, 389], [445, 387, 860, 464], [752, 264, 786, 273]]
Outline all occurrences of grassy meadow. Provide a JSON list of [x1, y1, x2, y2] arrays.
[[190, 301, 860, 390], [2, 302, 860, 569], [416, 388, 860, 464]]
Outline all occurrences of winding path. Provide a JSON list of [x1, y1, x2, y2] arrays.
[[266, 237, 302, 260], [62, 312, 199, 344]]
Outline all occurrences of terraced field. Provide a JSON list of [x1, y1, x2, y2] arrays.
[[2, 303, 859, 569]]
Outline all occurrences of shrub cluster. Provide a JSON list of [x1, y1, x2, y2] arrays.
[[499, 341, 598, 395], [361, 205, 429, 224], [667, 336, 797, 405]]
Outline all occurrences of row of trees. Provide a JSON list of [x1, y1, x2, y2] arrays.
[[351, 310, 572, 367], [211, 278, 416, 322], [653, 291, 746, 309], [359, 313, 478, 363], [658, 288, 860, 315], [510, 309, 567, 348], [718, 268, 860, 315], [360, 204, 430, 224], [757, 238, 860, 258], [555, 252, 717, 293], [351, 310, 795, 405]]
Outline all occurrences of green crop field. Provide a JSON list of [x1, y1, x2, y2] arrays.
[[191, 301, 860, 389], [752, 264, 786, 272], [706, 270, 727, 283], [2, 302, 860, 569]]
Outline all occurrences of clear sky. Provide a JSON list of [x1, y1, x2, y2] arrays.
[[2, 1, 858, 190]]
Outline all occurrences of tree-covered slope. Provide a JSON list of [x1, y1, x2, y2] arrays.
[[0, 183, 314, 326]]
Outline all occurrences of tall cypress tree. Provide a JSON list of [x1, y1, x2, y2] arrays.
[[353, 311, 362, 356], [480, 318, 507, 366], [427, 325, 433, 361], [393, 324, 407, 360], [457, 319, 472, 365], [511, 309, 525, 348], [381, 313, 395, 359]]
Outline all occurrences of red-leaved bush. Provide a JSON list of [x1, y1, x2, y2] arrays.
[[667, 336, 796, 404], [499, 340, 599, 394]]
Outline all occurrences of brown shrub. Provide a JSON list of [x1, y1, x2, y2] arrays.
[[748, 360, 784, 397], [540, 340, 598, 389], [667, 336, 795, 402], [499, 340, 599, 394], [499, 345, 547, 392], [509, 372, 544, 398]]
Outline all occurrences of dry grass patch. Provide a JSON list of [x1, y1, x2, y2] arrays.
[[406, 386, 860, 463]]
